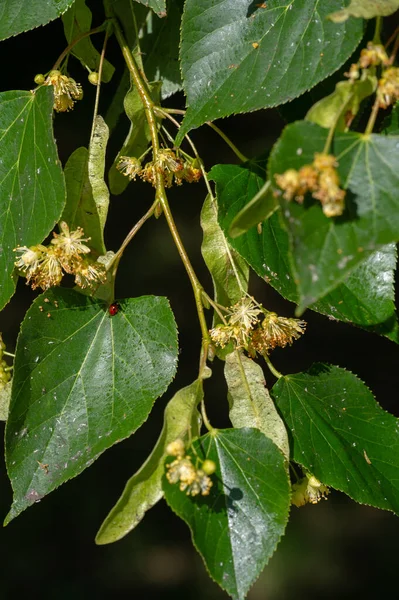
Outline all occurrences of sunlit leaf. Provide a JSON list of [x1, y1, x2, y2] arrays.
[[272, 364, 399, 515], [96, 378, 202, 544], [0, 87, 65, 310], [164, 428, 290, 600], [5, 288, 178, 523]]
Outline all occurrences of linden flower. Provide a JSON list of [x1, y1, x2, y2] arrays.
[[274, 169, 301, 201], [74, 259, 107, 289], [313, 170, 346, 217], [29, 248, 63, 290], [14, 244, 47, 274], [166, 438, 186, 459], [359, 42, 389, 69], [117, 156, 142, 180], [156, 149, 184, 174], [291, 474, 330, 507], [51, 221, 91, 270], [44, 70, 83, 112], [166, 457, 197, 487], [182, 469, 213, 497], [377, 67, 399, 109], [227, 297, 263, 332], [251, 311, 306, 354]]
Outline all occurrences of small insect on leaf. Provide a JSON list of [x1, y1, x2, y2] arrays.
[[108, 302, 120, 316]]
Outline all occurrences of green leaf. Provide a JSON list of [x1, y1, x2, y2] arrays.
[[382, 101, 399, 136], [225, 352, 289, 460], [329, 0, 399, 22], [0, 87, 65, 310], [62, 0, 114, 83], [62, 147, 106, 255], [229, 180, 278, 238], [164, 428, 290, 600], [200, 194, 249, 327], [108, 81, 160, 195], [306, 75, 377, 132], [132, 0, 166, 17], [268, 121, 399, 313], [272, 364, 399, 515], [0, 0, 75, 40], [96, 379, 202, 544], [212, 163, 399, 341], [88, 116, 110, 236], [140, 0, 183, 99], [312, 244, 399, 343], [176, 0, 364, 143], [0, 380, 11, 421], [5, 288, 178, 523]]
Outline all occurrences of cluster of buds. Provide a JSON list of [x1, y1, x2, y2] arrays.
[[117, 149, 202, 188], [34, 70, 83, 112], [274, 152, 346, 218], [209, 296, 306, 357], [291, 473, 330, 507], [345, 41, 399, 110], [14, 222, 106, 292], [165, 439, 216, 497], [0, 334, 11, 392]]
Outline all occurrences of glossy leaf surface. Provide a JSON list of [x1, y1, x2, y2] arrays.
[[164, 428, 290, 600], [5, 288, 178, 523], [177, 0, 363, 142], [0, 0, 75, 40], [272, 364, 399, 515], [0, 87, 65, 310]]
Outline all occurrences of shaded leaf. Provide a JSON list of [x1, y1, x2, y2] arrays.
[[0, 87, 65, 310], [164, 428, 290, 600], [96, 379, 202, 544], [88, 116, 110, 236], [268, 121, 399, 313], [382, 101, 399, 135], [306, 75, 377, 131], [0, 0, 75, 40], [132, 0, 166, 17], [213, 163, 399, 341], [62, 147, 105, 255], [5, 288, 178, 523], [62, 0, 114, 83], [329, 0, 399, 22], [229, 180, 278, 238], [0, 380, 11, 421], [177, 0, 363, 143], [225, 352, 289, 460], [200, 194, 249, 328], [272, 364, 399, 515]]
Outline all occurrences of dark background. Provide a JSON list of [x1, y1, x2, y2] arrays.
[[1, 7, 399, 599]]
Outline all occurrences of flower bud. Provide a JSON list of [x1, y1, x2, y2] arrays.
[[34, 74, 45, 85], [88, 71, 99, 86]]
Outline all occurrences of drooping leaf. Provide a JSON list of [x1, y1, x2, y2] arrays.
[[96, 378, 202, 544], [272, 364, 399, 515], [200, 194, 249, 328], [176, 0, 364, 143], [62, 0, 115, 83], [88, 116, 110, 235], [306, 75, 377, 132], [229, 180, 278, 238], [164, 428, 290, 600], [62, 147, 106, 255], [225, 352, 289, 460], [140, 0, 183, 99], [212, 163, 399, 341], [268, 121, 399, 313], [0, 87, 65, 310], [5, 288, 178, 523], [0, 0, 75, 40], [132, 0, 166, 17], [108, 81, 160, 195], [329, 0, 399, 22], [312, 245, 399, 343]]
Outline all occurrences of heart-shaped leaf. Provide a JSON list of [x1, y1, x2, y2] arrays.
[[5, 287, 178, 523], [0, 87, 65, 310], [164, 428, 290, 600], [272, 364, 399, 515], [96, 378, 202, 544], [177, 0, 363, 142]]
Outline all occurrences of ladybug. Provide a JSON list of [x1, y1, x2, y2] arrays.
[[108, 302, 120, 316]]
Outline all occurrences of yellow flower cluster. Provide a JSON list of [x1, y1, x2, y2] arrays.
[[209, 296, 306, 357], [165, 439, 215, 497], [117, 149, 202, 188], [14, 222, 106, 291], [0, 334, 11, 392], [274, 152, 346, 218], [377, 67, 399, 109], [291, 474, 330, 507], [41, 70, 83, 112]]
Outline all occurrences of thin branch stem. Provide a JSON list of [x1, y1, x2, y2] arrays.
[[386, 25, 399, 49], [52, 24, 107, 71], [373, 16, 383, 45], [3, 351, 15, 358], [201, 396, 214, 432], [263, 354, 283, 379], [364, 96, 380, 136], [206, 122, 249, 162]]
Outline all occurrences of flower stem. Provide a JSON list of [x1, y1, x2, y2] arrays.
[[364, 96, 380, 136], [89, 25, 111, 145], [52, 24, 108, 71], [264, 354, 283, 379], [206, 122, 249, 162]]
